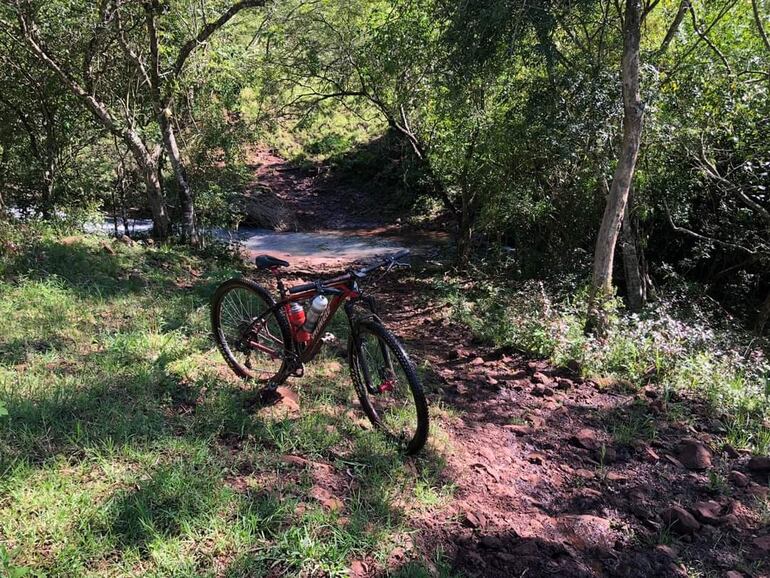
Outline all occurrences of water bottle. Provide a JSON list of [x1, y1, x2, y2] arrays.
[[287, 303, 305, 328], [303, 295, 328, 332]]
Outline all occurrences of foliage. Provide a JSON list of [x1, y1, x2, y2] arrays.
[[440, 270, 770, 453]]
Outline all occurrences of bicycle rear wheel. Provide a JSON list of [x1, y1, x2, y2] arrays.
[[211, 278, 291, 383], [349, 318, 429, 454]]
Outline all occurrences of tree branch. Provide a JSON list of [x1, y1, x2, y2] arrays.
[[658, 0, 689, 54], [689, 3, 732, 74], [664, 201, 757, 255], [170, 0, 266, 82], [752, 0, 770, 53]]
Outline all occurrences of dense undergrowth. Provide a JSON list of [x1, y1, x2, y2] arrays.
[[0, 229, 453, 577], [438, 269, 770, 455]]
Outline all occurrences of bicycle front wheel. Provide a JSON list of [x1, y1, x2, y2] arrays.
[[349, 319, 429, 454], [211, 278, 290, 383]]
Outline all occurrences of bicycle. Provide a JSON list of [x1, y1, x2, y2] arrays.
[[211, 250, 429, 454]]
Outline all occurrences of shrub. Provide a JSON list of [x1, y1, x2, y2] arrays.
[[440, 273, 770, 452]]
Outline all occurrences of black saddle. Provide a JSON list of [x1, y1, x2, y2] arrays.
[[255, 254, 290, 269]]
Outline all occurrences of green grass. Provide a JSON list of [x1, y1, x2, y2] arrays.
[[0, 232, 452, 577]]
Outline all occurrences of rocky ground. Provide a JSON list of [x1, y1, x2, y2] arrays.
[[249, 151, 770, 577], [254, 269, 769, 578]]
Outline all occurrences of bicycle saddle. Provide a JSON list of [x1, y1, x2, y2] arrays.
[[255, 254, 290, 269]]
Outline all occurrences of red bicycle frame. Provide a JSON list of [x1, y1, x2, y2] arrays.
[[251, 267, 361, 364]]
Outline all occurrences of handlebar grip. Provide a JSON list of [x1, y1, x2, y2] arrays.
[[288, 281, 315, 294]]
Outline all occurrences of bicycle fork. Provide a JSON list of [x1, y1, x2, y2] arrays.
[[346, 299, 396, 395]]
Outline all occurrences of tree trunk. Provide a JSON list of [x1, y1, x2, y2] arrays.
[[755, 290, 770, 336], [586, 0, 645, 334], [129, 142, 171, 239], [0, 142, 7, 212], [621, 193, 645, 312], [159, 113, 198, 244], [457, 211, 474, 265], [15, 21, 171, 239]]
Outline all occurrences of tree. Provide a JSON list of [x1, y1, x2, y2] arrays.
[[0, 38, 97, 216], [1, 0, 266, 241], [585, 0, 645, 334]]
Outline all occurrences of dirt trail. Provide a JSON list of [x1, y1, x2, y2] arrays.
[[247, 150, 769, 577], [248, 148, 387, 231], [372, 274, 770, 578], [236, 148, 444, 268]]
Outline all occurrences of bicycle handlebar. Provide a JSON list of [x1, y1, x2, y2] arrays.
[[287, 250, 410, 295]]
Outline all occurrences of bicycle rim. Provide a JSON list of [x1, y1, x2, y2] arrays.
[[351, 324, 426, 451], [215, 283, 286, 381]]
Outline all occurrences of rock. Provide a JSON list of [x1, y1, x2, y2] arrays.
[[677, 439, 712, 471], [723, 444, 740, 459], [693, 500, 723, 524], [747, 456, 770, 473], [527, 414, 546, 429], [532, 371, 551, 384], [753, 535, 770, 552], [275, 386, 300, 412], [447, 348, 469, 360], [558, 515, 616, 551], [496, 370, 527, 381], [309, 486, 343, 511], [654, 544, 678, 559], [599, 446, 618, 463], [118, 234, 134, 246], [724, 571, 744, 578], [747, 482, 769, 498], [470, 356, 485, 366], [566, 359, 581, 374], [504, 424, 533, 435], [101, 241, 116, 255], [59, 235, 82, 245], [661, 506, 701, 535], [462, 510, 487, 529], [643, 386, 658, 399], [728, 470, 749, 487], [555, 377, 573, 390], [531, 384, 547, 397], [527, 452, 546, 465], [485, 376, 499, 386], [572, 427, 602, 451], [349, 560, 367, 578]]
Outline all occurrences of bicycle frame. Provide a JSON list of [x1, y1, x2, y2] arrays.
[[251, 267, 377, 366]]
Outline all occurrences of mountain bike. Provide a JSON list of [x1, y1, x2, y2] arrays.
[[211, 250, 429, 454]]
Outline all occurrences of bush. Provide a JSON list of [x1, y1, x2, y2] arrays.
[[439, 272, 770, 452]]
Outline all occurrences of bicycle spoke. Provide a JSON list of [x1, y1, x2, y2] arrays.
[[356, 331, 418, 445], [216, 285, 286, 381]]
